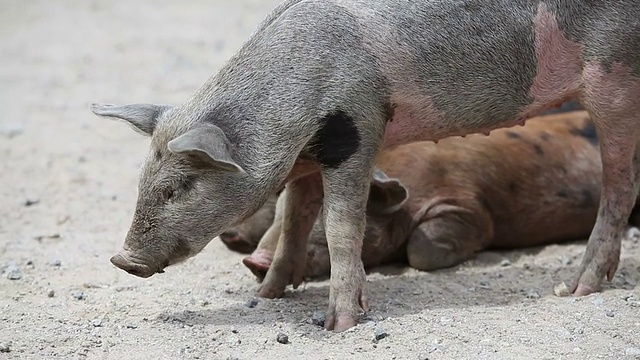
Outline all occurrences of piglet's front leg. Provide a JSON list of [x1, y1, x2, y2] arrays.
[[258, 173, 323, 298]]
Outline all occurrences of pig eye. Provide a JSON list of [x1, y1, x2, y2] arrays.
[[165, 188, 176, 201]]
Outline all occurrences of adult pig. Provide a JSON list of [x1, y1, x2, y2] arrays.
[[226, 110, 640, 279], [91, 0, 640, 331]]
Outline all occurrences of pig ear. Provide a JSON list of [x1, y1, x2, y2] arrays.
[[167, 123, 245, 173], [89, 103, 172, 136], [367, 168, 409, 215]]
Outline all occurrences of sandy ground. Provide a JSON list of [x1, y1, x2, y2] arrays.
[[1, 1, 639, 359]]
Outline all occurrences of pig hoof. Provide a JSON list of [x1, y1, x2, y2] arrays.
[[242, 256, 270, 282], [572, 282, 600, 297], [257, 285, 284, 299], [325, 314, 358, 332]]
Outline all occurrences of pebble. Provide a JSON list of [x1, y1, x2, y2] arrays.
[[374, 328, 389, 341], [592, 296, 605, 307], [23, 199, 39, 207], [605, 311, 614, 318], [526, 290, 541, 299], [126, 324, 138, 329], [559, 256, 573, 266], [245, 298, 259, 308], [626, 227, 640, 240], [311, 311, 325, 327], [92, 319, 102, 327], [553, 282, 571, 297], [51, 260, 62, 267], [276, 333, 289, 344], [0, 343, 10, 353], [499, 259, 511, 267], [5, 263, 22, 280], [47, 289, 55, 298], [72, 291, 86, 300], [625, 347, 640, 356]]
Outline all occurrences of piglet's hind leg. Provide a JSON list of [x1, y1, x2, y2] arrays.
[[258, 173, 323, 298]]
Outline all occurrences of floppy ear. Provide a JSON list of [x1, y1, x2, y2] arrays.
[[89, 103, 172, 136], [367, 168, 409, 215], [167, 123, 245, 173]]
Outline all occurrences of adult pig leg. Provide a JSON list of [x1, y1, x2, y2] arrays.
[[406, 200, 493, 271], [572, 63, 640, 296], [258, 173, 323, 298], [319, 136, 387, 332]]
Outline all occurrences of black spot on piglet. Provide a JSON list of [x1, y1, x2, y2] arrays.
[[569, 121, 598, 146], [506, 131, 522, 139]]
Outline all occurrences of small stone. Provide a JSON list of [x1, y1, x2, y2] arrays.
[[245, 298, 259, 308], [625, 227, 640, 240], [0, 343, 10, 353], [51, 260, 62, 267], [92, 319, 102, 327], [554, 282, 571, 297], [23, 199, 39, 207], [5, 263, 21, 280], [47, 289, 55, 298], [480, 280, 490, 286], [72, 291, 86, 300], [276, 333, 289, 344], [605, 311, 614, 318], [592, 296, 605, 307], [26, 260, 33, 266], [374, 328, 389, 341], [311, 311, 325, 327], [526, 290, 541, 299], [500, 259, 511, 267], [625, 347, 640, 356], [559, 256, 573, 266], [126, 324, 138, 329]]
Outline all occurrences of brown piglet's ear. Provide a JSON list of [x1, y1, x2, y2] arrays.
[[367, 168, 409, 215]]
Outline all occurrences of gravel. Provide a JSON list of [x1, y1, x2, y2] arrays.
[[276, 333, 289, 344]]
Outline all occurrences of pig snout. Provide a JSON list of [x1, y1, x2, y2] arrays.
[[110, 252, 165, 278]]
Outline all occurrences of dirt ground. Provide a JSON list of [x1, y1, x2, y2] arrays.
[[1, 1, 639, 359]]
